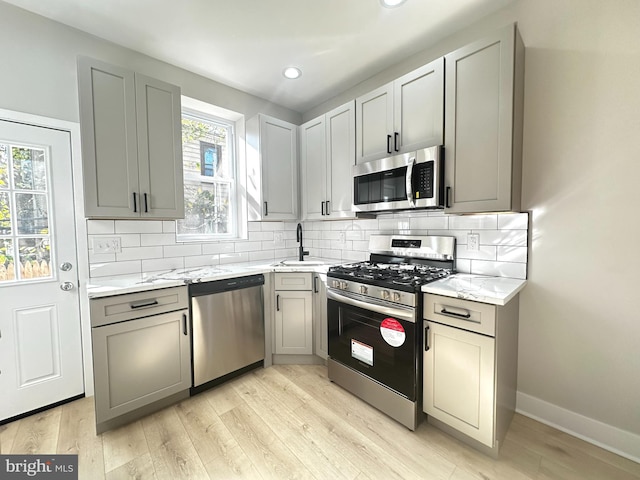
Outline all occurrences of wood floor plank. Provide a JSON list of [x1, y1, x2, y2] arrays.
[[507, 414, 640, 480], [147, 435, 209, 480], [10, 406, 61, 454], [220, 404, 316, 480], [142, 406, 190, 451], [0, 418, 20, 454], [203, 444, 265, 480], [175, 393, 259, 474], [283, 364, 457, 480], [102, 420, 150, 473], [511, 413, 640, 478], [233, 371, 360, 480], [105, 453, 158, 480], [57, 396, 105, 480], [203, 381, 247, 416], [250, 366, 313, 411]]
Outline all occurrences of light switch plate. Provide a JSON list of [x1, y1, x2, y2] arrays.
[[93, 237, 122, 254]]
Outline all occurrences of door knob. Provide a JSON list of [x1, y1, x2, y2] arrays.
[[60, 282, 74, 291], [60, 262, 73, 271]]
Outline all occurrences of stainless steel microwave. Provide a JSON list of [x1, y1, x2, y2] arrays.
[[352, 146, 444, 213]]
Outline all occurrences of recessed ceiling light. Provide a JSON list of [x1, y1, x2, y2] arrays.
[[283, 67, 302, 79], [380, 0, 407, 7]]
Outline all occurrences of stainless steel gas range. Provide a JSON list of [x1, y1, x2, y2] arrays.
[[326, 235, 456, 430]]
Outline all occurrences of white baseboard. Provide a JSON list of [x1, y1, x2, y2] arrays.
[[516, 391, 640, 464]]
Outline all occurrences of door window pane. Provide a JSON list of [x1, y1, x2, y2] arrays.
[[12, 147, 47, 191], [0, 143, 53, 284], [15, 193, 49, 235]]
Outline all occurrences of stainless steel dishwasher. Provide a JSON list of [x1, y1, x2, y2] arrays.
[[189, 274, 265, 394]]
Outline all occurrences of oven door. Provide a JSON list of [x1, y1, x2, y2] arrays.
[[327, 289, 418, 400]]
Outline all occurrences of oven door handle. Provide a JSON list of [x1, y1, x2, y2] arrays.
[[327, 289, 415, 323]]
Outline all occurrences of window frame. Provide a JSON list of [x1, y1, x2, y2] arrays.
[[177, 100, 247, 243]]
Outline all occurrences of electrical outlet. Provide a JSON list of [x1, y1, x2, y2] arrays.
[[274, 232, 284, 244], [93, 237, 122, 254], [467, 233, 480, 252], [339, 231, 346, 244]]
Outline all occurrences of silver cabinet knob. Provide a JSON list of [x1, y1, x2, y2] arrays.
[[60, 262, 73, 271], [60, 282, 74, 291]]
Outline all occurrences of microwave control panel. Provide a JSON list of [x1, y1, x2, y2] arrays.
[[413, 161, 434, 199]]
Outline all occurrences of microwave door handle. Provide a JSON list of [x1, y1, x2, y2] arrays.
[[406, 156, 416, 207]]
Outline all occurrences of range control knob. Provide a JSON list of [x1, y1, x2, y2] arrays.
[[359, 285, 368, 295], [340, 281, 348, 290], [331, 280, 340, 288], [381, 290, 390, 300], [393, 292, 401, 302]]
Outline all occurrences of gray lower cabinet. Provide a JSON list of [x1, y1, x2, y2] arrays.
[[312, 273, 328, 360], [78, 57, 184, 219], [90, 287, 191, 433], [444, 23, 524, 213], [273, 273, 313, 355], [423, 293, 519, 457]]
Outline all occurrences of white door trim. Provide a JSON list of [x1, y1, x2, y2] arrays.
[[0, 108, 94, 396]]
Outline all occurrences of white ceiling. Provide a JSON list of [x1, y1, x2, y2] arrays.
[[3, 0, 516, 113]]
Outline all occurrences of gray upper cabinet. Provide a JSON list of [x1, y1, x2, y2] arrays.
[[78, 57, 184, 219], [301, 101, 356, 220], [355, 58, 444, 164], [247, 114, 298, 221], [444, 24, 524, 214]]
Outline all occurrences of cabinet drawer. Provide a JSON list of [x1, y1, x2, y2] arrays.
[[274, 272, 312, 291], [424, 294, 495, 336], [90, 286, 188, 327]]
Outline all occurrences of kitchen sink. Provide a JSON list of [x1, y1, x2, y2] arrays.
[[278, 260, 325, 266]]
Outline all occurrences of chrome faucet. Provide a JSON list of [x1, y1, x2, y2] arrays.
[[296, 223, 309, 261]]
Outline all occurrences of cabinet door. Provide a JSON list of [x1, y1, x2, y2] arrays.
[[355, 83, 393, 164], [300, 116, 327, 220], [326, 101, 356, 218], [78, 57, 139, 218], [92, 310, 191, 424], [444, 24, 520, 213], [274, 291, 313, 354], [312, 274, 328, 360], [135, 74, 185, 219], [393, 58, 444, 153], [260, 116, 299, 220], [423, 321, 495, 447]]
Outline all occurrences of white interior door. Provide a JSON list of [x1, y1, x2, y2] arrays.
[[0, 119, 84, 422]]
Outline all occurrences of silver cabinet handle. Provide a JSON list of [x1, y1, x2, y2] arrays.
[[60, 282, 74, 291]]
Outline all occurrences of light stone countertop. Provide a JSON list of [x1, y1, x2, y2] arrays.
[[86, 257, 341, 298], [421, 273, 526, 306]]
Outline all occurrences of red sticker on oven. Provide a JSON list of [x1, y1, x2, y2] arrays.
[[380, 318, 406, 347]]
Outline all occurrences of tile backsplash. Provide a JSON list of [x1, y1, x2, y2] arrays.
[[86, 211, 529, 279]]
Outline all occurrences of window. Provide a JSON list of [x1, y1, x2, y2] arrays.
[[177, 109, 239, 241], [0, 143, 52, 283]]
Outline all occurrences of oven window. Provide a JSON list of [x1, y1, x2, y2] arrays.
[[327, 299, 417, 400], [354, 166, 407, 205]]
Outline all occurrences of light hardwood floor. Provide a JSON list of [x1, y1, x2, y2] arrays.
[[1, 364, 638, 480]]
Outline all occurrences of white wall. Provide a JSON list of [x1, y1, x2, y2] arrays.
[[0, 2, 301, 125], [308, 0, 640, 459]]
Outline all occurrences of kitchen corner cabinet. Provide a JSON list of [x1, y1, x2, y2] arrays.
[[355, 58, 444, 164], [273, 273, 313, 354], [312, 273, 328, 359], [444, 23, 524, 214], [246, 114, 298, 221], [423, 293, 519, 456], [301, 101, 356, 220], [77, 57, 184, 219]]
